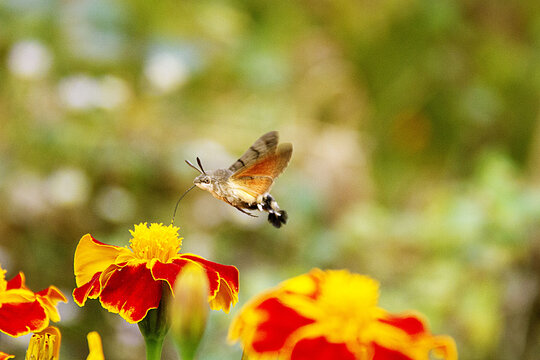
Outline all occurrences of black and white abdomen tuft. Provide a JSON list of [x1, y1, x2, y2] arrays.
[[258, 194, 288, 228]]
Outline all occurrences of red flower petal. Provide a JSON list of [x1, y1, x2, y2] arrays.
[[0, 300, 48, 337], [36, 286, 67, 304], [251, 297, 315, 353], [152, 256, 239, 312], [151, 258, 191, 292], [379, 314, 427, 337], [0, 351, 14, 360], [6, 272, 25, 290], [99, 263, 162, 323], [35, 286, 67, 323], [181, 254, 239, 295], [290, 337, 356, 360], [73, 272, 103, 306], [372, 343, 413, 360]]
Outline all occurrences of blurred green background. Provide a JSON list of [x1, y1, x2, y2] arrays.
[[1, 0, 540, 359]]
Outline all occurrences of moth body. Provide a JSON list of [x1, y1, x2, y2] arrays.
[[194, 169, 251, 207], [188, 131, 292, 228]]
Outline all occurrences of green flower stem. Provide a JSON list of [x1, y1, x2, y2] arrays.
[[178, 341, 198, 360], [143, 336, 165, 360], [138, 288, 171, 360]]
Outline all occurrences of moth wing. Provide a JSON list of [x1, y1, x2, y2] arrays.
[[232, 142, 293, 180], [229, 176, 274, 200], [228, 131, 279, 173]]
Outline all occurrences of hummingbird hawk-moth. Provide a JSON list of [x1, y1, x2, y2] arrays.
[[186, 131, 292, 228]]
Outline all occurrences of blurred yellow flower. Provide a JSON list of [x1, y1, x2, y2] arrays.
[[229, 269, 457, 360], [169, 264, 210, 360], [86, 332, 105, 360]]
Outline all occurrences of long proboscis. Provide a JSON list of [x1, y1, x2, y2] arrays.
[[171, 184, 196, 225]]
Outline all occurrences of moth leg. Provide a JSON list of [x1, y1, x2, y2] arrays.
[[234, 206, 258, 217]]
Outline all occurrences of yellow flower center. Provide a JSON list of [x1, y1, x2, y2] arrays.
[[25, 327, 61, 360], [311, 270, 382, 344], [129, 223, 182, 263]]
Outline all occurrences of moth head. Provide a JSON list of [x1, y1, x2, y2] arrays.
[[186, 157, 213, 191], [193, 174, 212, 190]]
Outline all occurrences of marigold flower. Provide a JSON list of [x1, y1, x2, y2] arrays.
[[0, 266, 67, 338], [0, 352, 14, 360], [229, 269, 457, 360], [73, 222, 239, 323]]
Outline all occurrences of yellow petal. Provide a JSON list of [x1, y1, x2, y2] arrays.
[[74, 234, 130, 286], [86, 331, 105, 360], [0, 288, 37, 304], [209, 278, 238, 313]]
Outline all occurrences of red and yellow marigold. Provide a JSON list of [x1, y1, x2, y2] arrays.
[[73, 222, 239, 323], [0, 265, 67, 338], [0, 352, 14, 360], [229, 269, 457, 360]]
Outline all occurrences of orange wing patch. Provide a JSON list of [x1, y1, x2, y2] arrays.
[[232, 143, 292, 180]]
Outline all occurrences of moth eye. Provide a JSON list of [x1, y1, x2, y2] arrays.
[[204, 178, 210, 184]]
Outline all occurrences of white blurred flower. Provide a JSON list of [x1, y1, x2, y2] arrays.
[[98, 76, 131, 109], [94, 186, 136, 223], [6, 171, 49, 220], [7, 40, 52, 80], [58, 74, 101, 110], [144, 51, 189, 94], [57, 74, 130, 110], [59, 0, 126, 63], [45, 167, 90, 208]]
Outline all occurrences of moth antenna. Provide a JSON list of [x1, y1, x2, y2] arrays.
[[196, 157, 207, 175], [171, 184, 196, 225], [185, 159, 203, 174]]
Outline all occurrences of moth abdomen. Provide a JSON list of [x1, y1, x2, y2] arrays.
[[268, 209, 287, 228], [258, 194, 288, 228]]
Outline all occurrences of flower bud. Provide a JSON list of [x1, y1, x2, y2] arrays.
[[169, 263, 209, 360]]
